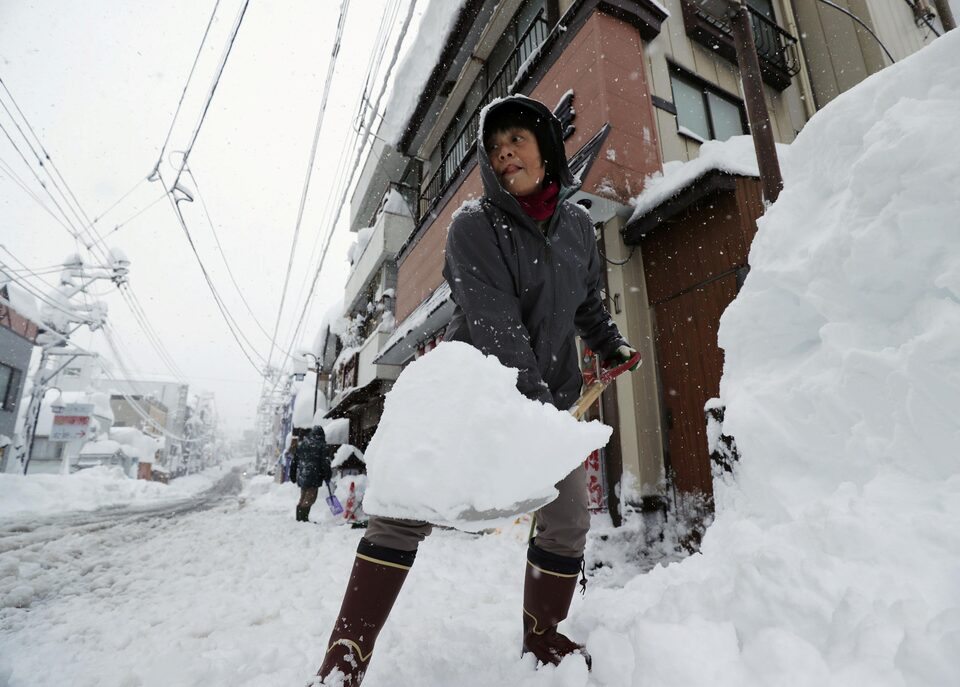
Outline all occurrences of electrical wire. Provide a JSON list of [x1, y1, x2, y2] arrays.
[[169, 0, 251, 193], [0, 155, 80, 235], [262, 0, 353, 383], [184, 166, 274, 341], [1, 75, 193, 384], [154, 0, 223, 174], [87, 192, 168, 249], [814, 0, 896, 64], [273, 0, 415, 373], [158, 169, 267, 375]]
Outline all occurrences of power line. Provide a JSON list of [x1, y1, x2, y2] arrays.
[[281, 0, 418, 365], [262, 0, 353, 382], [184, 166, 274, 342], [1, 75, 192, 384], [87, 192, 168, 249], [169, 0, 251, 193], [158, 170, 267, 375], [154, 0, 223, 174]]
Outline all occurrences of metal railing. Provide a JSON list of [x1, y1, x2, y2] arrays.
[[417, 11, 550, 221], [686, 2, 801, 84]]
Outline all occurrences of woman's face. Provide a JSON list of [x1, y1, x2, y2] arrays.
[[486, 126, 545, 197]]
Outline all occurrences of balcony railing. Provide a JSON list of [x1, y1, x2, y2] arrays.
[[681, 1, 801, 91], [417, 10, 550, 222]]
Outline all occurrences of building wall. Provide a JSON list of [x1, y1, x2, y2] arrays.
[[644, 0, 809, 165], [866, 0, 940, 61], [788, 0, 936, 110], [0, 324, 33, 440], [396, 169, 483, 322], [600, 215, 666, 496]]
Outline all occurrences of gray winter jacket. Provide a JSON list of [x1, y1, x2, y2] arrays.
[[442, 95, 626, 410]]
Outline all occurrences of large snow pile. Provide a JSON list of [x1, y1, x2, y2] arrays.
[[363, 342, 611, 531], [577, 32, 960, 686]]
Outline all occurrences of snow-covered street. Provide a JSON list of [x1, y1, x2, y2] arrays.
[[1, 470, 648, 687]]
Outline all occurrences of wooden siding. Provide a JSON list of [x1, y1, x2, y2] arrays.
[[640, 176, 763, 497]]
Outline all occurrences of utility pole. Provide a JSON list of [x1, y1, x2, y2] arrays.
[[15, 252, 129, 474], [696, 0, 784, 203], [934, 0, 956, 31]]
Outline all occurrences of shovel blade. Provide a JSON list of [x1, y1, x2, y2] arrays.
[[452, 494, 555, 524], [326, 494, 344, 516]]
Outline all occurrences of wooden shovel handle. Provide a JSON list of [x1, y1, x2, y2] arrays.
[[571, 381, 608, 420]]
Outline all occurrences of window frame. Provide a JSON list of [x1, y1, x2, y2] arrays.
[[668, 64, 748, 143]]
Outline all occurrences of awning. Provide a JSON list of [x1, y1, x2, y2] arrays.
[[622, 169, 743, 244], [375, 282, 455, 366], [325, 378, 392, 420]]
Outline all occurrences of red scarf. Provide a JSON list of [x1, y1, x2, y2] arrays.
[[515, 181, 559, 221]]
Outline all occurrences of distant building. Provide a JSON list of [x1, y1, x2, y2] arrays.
[[48, 355, 189, 473], [0, 279, 44, 473]]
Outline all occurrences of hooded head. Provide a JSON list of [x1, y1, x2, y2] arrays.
[[310, 425, 325, 442], [478, 96, 576, 208]]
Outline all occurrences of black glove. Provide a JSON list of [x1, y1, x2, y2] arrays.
[[606, 344, 641, 371]]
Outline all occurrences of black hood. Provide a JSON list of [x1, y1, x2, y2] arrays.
[[309, 425, 325, 441], [478, 95, 579, 223]]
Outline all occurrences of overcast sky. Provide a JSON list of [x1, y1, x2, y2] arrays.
[[0, 0, 426, 435]]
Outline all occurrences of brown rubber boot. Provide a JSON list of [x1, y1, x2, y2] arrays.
[[315, 539, 414, 686], [521, 541, 591, 669]]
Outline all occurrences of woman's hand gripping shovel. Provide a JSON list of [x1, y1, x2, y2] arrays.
[[457, 347, 641, 526]]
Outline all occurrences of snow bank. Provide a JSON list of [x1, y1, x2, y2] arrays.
[[581, 32, 960, 686], [363, 342, 612, 531], [0, 460, 244, 517]]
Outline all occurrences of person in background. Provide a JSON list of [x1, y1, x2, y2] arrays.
[[313, 94, 639, 685], [292, 425, 331, 522]]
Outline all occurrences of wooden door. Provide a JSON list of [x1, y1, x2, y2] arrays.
[[653, 273, 738, 495]]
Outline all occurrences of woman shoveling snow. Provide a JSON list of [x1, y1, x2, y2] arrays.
[[314, 95, 639, 686]]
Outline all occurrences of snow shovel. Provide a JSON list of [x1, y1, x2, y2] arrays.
[[325, 482, 344, 516], [461, 349, 642, 526]]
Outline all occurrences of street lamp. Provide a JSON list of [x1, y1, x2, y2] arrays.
[[693, 0, 783, 204]]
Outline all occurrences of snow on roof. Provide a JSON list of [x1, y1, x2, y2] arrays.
[[37, 390, 114, 436], [79, 439, 124, 457], [379, 281, 452, 359], [292, 372, 327, 429], [109, 426, 163, 462], [331, 444, 364, 469], [321, 417, 349, 445], [378, 0, 468, 146], [381, 188, 412, 217], [628, 135, 789, 222], [0, 271, 45, 327]]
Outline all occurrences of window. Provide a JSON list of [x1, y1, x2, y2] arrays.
[[1, 363, 22, 412], [670, 69, 746, 142]]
